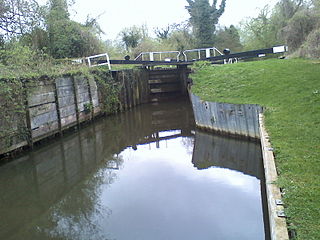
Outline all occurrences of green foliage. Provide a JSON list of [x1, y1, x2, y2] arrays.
[[240, 6, 280, 50], [0, 78, 27, 149], [119, 26, 143, 52], [165, 22, 195, 51], [48, 20, 105, 58], [215, 25, 243, 53], [0, 0, 106, 60], [20, 27, 50, 52], [132, 38, 161, 57], [186, 0, 226, 47], [240, 0, 320, 58], [48, 0, 69, 19], [46, 0, 105, 59], [115, 21, 196, 58], [281, 9, 318, 51], [191, 59, 320, 240], [90, 68, 120, 114], [0, 41, 93, 80], [104, 39, 126, 59], [0, 42, 53, 78], [83, 102, 94, 114], [191, 60, 212, 70], [0, 42, 37, 66], [298, 27, 320, 58]]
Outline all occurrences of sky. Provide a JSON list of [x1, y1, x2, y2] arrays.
[[51, 0, 280, 40]]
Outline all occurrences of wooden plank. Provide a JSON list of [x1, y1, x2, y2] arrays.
[[28, 84, 55, 95], [93, 106, 101, 116], [59, 105, 77, 118], [88, 79, 99, 107], [29, 103, 56, 118], [61, 115, 77, 128], [31, 121, 59, 138], [73, 75, 88, 85], [31, 111, 58, 129], [78, 100, 91, 112], [53, 79, 62, 136], [76, 92, 90, 104], [149, 70, 179, 75], [57, 85, 75, 97], [58, 95, 75, 108], [75, 84, 89, 94], [78, 112, 91, 123], [86, 78, 94, 119], [56, 77, 73, 87], [26, 79, 54, 88], [149, 74, 179, 80], [148, 78, 179, 84], [0, 140, 28, 155], [150, 85, 181, 93], [22, 80, 33, 148], [92, 98, 99, 107], [71, 76, 80, 127], [28, 92, 55, 107]]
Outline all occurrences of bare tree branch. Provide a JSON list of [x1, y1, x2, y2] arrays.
[[0, 0, 43, 38]]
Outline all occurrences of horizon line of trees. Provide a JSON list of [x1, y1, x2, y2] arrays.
[[111, 0, 319, 59], [0, 0, 319, 69]]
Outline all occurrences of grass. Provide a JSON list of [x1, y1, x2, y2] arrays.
[[0, 61, 90, 80], [190, 58, 320, 240]]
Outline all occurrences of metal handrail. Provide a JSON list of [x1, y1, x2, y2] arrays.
[[182, 47, 223, 61], [87, 53, 111, 70], [134, 51, 181, 62]]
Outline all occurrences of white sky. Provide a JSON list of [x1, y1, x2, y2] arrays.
[[45, 0, 280, 40]]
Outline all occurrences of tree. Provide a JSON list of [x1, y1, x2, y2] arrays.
[[167, 22, 195, 51], [281, 9, 318, 50], [119, 26, 143, 52], [215, 25, 243, 52], [240, 6, 280, 50], [45, 0, 105, 58], [0, 0, 43, 38], [240, 0, 320, 57], [186, 0, 226, 47], [154, 25, 171, 40], [20, 27, 49, 52]]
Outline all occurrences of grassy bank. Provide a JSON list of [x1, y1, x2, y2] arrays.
[[191, 58, 320, 240]]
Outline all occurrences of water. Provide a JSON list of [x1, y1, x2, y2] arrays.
[[0, 98, 268, 240]]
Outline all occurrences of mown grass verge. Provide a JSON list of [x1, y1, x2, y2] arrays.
[[190, 58, 320, 240]]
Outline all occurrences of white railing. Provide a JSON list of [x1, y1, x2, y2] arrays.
[[134, 51, 181, 62], [87, 53, 111, 70], [182, 47, 223, 61]]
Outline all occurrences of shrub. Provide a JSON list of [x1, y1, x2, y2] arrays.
[[298, 28, 320, 58], [282, 10, 318, 51]]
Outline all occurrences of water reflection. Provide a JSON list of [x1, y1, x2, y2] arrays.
[[192, 131, 263, 179], [0, 98, 267, 240]]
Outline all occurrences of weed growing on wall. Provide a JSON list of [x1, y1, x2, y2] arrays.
[[0, 78, 28, 151], [90, 67, 121, 114]]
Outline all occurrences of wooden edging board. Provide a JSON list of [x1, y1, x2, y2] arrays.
[[259, 113, 289, 240]]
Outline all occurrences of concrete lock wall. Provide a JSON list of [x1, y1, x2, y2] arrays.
[[0, 69, 154, 156], [189, 92, 263, 139], [189, 91, 289, 240]]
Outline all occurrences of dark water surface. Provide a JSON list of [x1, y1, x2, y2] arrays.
[[0, 98, 268, 240]]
